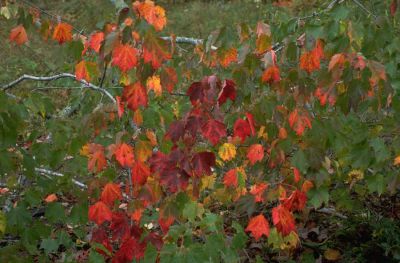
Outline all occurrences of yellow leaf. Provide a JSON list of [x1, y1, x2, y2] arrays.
[[80, 144, 89, 157], [324, 248, 341, 261], [135, 140, 152, 162], [218, 143, 236, 161], [201, 173, 216, 191], [146, 75, 162, 97]]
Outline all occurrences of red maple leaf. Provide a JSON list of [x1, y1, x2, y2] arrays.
[[282, 190, 307, 212], [131, 161, 150, 185], [247, 144, 264, 165], [87, 143, 107, 173], [288, 109, 312, 136], [223, 168, 238, 188], [233, 118, 251, 142], [217, 79, 236, 105], [115, 143, 135, 168], [272, 205, 296, 236], [101, 183, 122, 206], [191, 151, 216, 177], [112, 237, 146, 263], [245, 214, 270, 240], [52, 22, 73, 44], [112, 44, 138, 72], [201, 119, 227, 145], [9, 25, 28, 45], [250, 182, 268, 202], [143, 31, 171, 69], [88, 201, 113, 225], [262, 66, 280, 83], [122, 82, 148, 111]]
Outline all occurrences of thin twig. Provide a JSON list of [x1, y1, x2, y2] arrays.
[[1, 73, 116, 103]]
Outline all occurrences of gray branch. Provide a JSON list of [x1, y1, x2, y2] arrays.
[[35, 168, 87, 189], [1, 73, 116, 103]]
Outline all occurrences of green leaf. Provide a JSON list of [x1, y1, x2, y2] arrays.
[[45, 202, 66, 223], [308, 186, 329, 208], [141, 244, 158, 263], [40, 238, 59, 254], [291, 150, 309, 173]]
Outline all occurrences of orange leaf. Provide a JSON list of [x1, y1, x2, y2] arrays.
[[146, 130, 158, 146], [88, 31, 104, 53], [44, 193, 58, 203], [135, 140, 152, 162], [87, 143, 107, 173], [247, 144, 264, 165], [101, 183, 122, 206], [300, 51, 320, 74], [278, 127, 288, 139], [223, 168, 238, 188], [115, 143, 135, 168], [75, 60, 97, 82], [146, 75, 162, 97], [52, 22, 73, 44], [116, 96, 125, 118], [9, 25, 28, 45], [218, 47, 238, 68], [112, 44, 138, 72], [133, 109, 143, 126], [272, 205, 296, 236], [245, 214, 270, 240], [328, 53, 346, 72], [131, 209, 143, 223], [301, 180, 314, 193], [292, 167, 301, 183], [122, 82, 148, 111], [288, 109, 312, 136], [262, 66, 280, 83], [133, 0, 167, 31], [250, 183, 268, 203], [88, 201, 112, 225]]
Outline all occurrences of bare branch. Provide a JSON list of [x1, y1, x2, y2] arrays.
[[1, 73, 116, 103], [35, 168, 87, 189]]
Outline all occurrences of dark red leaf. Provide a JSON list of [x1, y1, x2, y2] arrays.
[[233, 118, 251, 142], [217, 79, 236, 105], [191, 152, 216, 177]]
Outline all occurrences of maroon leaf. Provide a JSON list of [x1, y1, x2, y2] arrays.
[[191, 152, 216, 177], [218, 79, 236, 105]]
